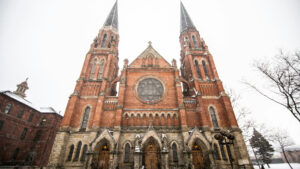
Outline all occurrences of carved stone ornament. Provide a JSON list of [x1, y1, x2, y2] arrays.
[[137, 78, 164, 102]]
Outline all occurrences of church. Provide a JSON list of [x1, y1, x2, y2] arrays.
[[47, 1, 252, 169]]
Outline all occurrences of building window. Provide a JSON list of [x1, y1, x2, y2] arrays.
[[0, 120, 4, 130], [20, 128, 28, 140], [227, 145, 233, 161], [67, 145, 74, 161], [214, 144, 221, 160], [101, 34, 107, 48], [220, 144, 228, 161], [209, 107, 219, 128], [80, 107, 90, 131], [124, 143, 130, 163], [17, 109, 24, 118], [195, 60, 202, 79], [172, 143, 178, 162], [40, 118, 47, 126], [73, 141, 82, 161], [202, 60, 209, 78], [28, 113, 34, 122], [11, 148, 19, 161], [108, 36, 114, 48], [80, 144, 88, 161], [90, 62, 97, 79], [4, 103, 12, 114], [33, 130, 42, 142], [192, 35, 198, 48], [97, 59, 105, 79]]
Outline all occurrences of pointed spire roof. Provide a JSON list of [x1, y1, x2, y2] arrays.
[[103, 1, 118, 30], [180, 1, 196, 32]]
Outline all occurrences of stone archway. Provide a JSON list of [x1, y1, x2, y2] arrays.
[[143, 137, 161, 169], [91, 139, 110, 169]]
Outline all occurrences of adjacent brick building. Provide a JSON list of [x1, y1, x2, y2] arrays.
[[0, 79, 62, 167], [48, 1, 253, 169]]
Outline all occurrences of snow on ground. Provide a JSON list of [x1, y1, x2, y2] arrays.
[[254, 163, 300, 169]]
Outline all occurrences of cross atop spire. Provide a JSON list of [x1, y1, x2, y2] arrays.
[[103, 0, 118, 30], [180, 1, 196, 32]]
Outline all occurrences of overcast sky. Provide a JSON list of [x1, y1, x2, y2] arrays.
[[1, 0, 300, 145]]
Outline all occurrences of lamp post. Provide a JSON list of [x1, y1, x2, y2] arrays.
[[214, 130, 235, 169]]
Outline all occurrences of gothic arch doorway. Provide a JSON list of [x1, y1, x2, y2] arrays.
[[143, 137, 161, 169], [192, 142, 205, 169], [91, 140, 110, 169]]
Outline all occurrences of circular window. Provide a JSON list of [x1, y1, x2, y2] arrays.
[[137, 78, 164, 102]]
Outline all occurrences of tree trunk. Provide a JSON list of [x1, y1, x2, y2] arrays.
[[266, 163, 270, 168], [251, 146, 260, 169], [282, 147, 293, 169]]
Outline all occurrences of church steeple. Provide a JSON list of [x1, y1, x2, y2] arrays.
[[103, 0, 118, 31], [180, 1, 196, 32]]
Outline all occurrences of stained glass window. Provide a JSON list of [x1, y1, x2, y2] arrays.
[[202, 60, 209, 78], [192, 35, 198, 48], [195, 60, 202, 79], [80, 107, 90, 131], [80, 144, 88, 161], [67, 145, 74, 161], [124, 143, 130, 162], [172, 143, 178, 162], [214, 144, 221, 160], [73, 141, 82, 161], [101, 34, 107, 48], [209, 107, 219, 128]]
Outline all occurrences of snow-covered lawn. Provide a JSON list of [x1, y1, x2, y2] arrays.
[[254, 163, 300, 169]]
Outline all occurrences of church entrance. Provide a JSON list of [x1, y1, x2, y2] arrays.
[[143, 138, 160, 169], [192, 142, 204, 169], [91, 142, 110, 169]]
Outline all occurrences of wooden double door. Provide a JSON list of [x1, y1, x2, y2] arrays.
[[192, 143, 205, 169], [91, 143, 110, 169], [143, 139, 160, 169]]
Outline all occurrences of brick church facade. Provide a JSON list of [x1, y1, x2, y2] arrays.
[[48, 1, 253, 169]]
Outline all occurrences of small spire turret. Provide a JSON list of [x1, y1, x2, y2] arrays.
[[14, 78, 29, 98]]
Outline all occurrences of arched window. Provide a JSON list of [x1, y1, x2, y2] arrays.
[[172, 143, 178, 162], [80, 144, 88, 161], [80, 107, 90, 131], [202, 60, 209, 78], [192, 35, 198, 48], [97, 59, 105, 79], [108, 36, 114, 48], [209, 107, 219, 128], [73, 141, 82, 161], [90, 62, 97, 79], [220, 144, 228, 161], [11, 148, 19, 161], [4, 103, 12, 114], [101, 34, 107, 48], [124, 143, 130, 163], [195, 60, 202, 79], [213, 144, 221, 160], [67, 145, 74, 161], [227, 145, 233, 161]]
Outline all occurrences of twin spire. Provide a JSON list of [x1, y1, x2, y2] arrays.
[[102, 1, 196, 33]]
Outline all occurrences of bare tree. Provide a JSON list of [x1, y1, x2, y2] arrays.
[[245, 50, 300, 122], [270, 129, 295, 169]]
